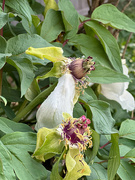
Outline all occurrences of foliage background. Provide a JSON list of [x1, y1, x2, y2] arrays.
[[0, 0, 135, 180]]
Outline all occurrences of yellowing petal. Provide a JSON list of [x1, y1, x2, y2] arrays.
[[64, 148, 91, 180], [44, 0, 58, 16], [25, 46, 67, 62]]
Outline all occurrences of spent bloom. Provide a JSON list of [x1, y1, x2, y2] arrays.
[[58, 114, 92, 152], [101, 64, 135, 111], [33, 114, 92, 179], [26, 47, 95, 130]]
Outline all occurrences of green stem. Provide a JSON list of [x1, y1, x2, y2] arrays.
[[16, 99, 28, 115], [97, 152, 109, 160], [0, 69, 3, 96], [13, 82, 57, 122]]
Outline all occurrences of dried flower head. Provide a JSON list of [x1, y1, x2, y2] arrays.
[[68, 56, 95, 79], [58, 115, 92, 152]]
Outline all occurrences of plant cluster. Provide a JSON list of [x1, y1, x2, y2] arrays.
[[0, 0, 135, 180]]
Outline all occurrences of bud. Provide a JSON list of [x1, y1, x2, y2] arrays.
[[69, 56, 95, 79]]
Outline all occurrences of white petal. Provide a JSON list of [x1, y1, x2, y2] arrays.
[[101, 83, 125, 96], [35, 73, 75, 130], [101, 85, 135, 111], [119, 90, 135, 111]]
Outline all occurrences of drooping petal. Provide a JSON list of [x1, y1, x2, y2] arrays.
[[100, 63, 135, 111], [101, 84, 135, 111], [101, 83, 125, 97], [64, 148, 91, 180], [119, 90, 135, 111], [25, 46, 67, 62], [35, 73, 75, 130]]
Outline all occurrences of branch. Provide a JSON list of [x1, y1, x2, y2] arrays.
[[115, 0, 120, 7], [122, 0, 132, 13], [121, 32, 133, 59]]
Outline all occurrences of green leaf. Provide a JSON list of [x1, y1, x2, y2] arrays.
[[0, 117, 33, 135], [0, 11, 8, 29], [32, 15, 41, 34], [1, 132, 47, 180], [0, 36, 6, 53], [0, 36, 7, 69], [85, 129, 100, 163], [5, 0, 34, 25], [107, 133, 120, 180], [73, 102, 86, 118], [69, 34, 113, 69], [0, 118, 14, 134], [6, 57, 35, 97], [85, 20, 122, 72], [80, 89, 95, 104], [41, 9, 64, 42], [88, 65, 130, 84], [58, 0, 79, 39], [88, 100, 116, 134], [119, 119, 135, 140], [117, 160, 135, 180], [124, 148, 135, 162], [0, 102, 15, 120], [87, 163, 107, 180], [50, 152, 63, 180], [0, 158, 6, 180], [91, 4, 135, 33], [20, 15, 37, 34], [0, 96, 7, 106], [25, 79, 40, 101], [0, 141, 16, 180], [6, 34, 52, 55]]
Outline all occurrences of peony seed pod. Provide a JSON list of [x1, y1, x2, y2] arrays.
[[69, 57, 95, 79]]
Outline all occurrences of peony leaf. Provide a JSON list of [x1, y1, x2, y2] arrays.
[[91, 4, 135, 33]]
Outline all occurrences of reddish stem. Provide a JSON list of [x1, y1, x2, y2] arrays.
[[100, 141, 110, 149], [2, 0, 5, 10], [97, 156, 125, 164], [78, 19, 91, 29], [0, 0, 6, 96], [63, 39, 69, 47]]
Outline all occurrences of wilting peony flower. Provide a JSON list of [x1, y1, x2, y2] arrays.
[[101, 64, 135, 111], [35, 56, 95, 130], [33, 114, 92, 179], [35, 73, 75, 130], [58, 114, 92, 152]]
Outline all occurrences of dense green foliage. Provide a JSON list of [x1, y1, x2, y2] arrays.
[[0, 0, 135, 179]]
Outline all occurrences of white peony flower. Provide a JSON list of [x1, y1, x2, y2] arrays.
[[35, 73, 75, 130], [101, 65, 135, 111]]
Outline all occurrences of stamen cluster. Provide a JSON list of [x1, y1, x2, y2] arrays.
[[60, 115, 92, 152]]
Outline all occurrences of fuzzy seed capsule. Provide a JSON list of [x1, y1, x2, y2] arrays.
[[69, 57, 95, 79]]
